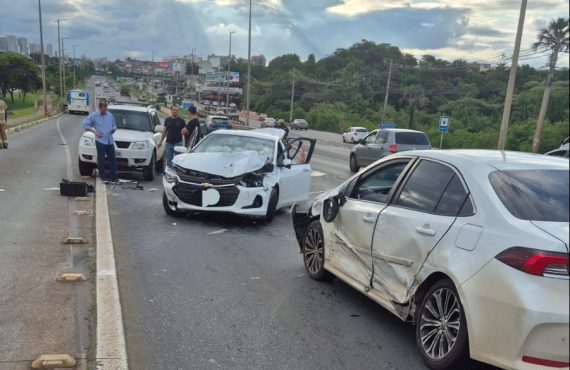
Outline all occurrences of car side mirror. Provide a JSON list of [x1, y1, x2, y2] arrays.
[[278, 158, 292, 169], [154, 125, 164, 133], [174, 146, 187, 154]]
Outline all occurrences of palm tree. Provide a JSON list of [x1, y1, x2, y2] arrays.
[[531, 17, 569, 153], [401, 86, 429, 129]]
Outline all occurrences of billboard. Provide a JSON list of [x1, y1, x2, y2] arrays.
[[152, 61, 170, 70], [228, 72, 240, 83], [205, 71, 240, 83]]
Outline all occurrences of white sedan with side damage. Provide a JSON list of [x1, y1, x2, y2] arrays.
[[292, 150, 569, 370], [163, 129, 315, 222]]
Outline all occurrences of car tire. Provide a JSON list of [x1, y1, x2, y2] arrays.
[[416, 279, 469, 370], [302, 220, 333, 281], [342, 136, 346, 143], [349, 154, 360, 173], [155, 152, 165, 173], [351, 138, 356, 144], [78, 158, 94, 177], [265, 187, 279, 223], [162, 191, 182, 217], [143, 153, 156, 181]]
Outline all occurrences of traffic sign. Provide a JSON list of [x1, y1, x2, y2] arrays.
[[379, 123, 396, 129], [439, 116, 449, 132]]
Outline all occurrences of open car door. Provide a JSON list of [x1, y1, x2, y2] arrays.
[[277, 138, 316, 206]]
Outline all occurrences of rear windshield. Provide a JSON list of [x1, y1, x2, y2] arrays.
[[395, 132, 430, 145], [489, 170, 569, 222], [356, 129, 368, 133], [212, 117, 229, 124]]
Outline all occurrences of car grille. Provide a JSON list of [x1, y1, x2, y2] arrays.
[[173, 183, 239, 207], [115, 141, 131, 149], [174, 166, 236, 185]]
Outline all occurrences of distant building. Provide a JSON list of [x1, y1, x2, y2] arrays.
[[46, 43, 53, 57], [17, 37, 28, 55], [207, 54, 222, 69], [0, 37, 7, 51], [251, 55, 266, 67], [29, 42, 39, 54], [6, 35, 19, 53]]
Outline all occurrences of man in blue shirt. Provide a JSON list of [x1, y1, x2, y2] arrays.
[[82, 100, 118, 182]]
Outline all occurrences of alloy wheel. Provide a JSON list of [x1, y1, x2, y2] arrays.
[[303, 226, 324, 275], [419, 287, 462, 360]]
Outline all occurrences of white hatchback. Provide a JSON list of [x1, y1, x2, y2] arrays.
[[163, 129, 316, 222], [292, 150, 569, 370], [342, 126, 369, 143]]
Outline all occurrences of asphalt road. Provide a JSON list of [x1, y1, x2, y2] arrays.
[[102, 115, 498, 369]]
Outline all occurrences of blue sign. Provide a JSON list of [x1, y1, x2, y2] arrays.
[[439, 116, 449, 132], [181, 100, 193, 110], [379, 123, 396, 129]]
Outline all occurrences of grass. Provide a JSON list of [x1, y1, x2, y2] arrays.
[[4, 91, 43, 118]]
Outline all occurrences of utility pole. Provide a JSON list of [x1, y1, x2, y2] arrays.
[[55, 19, 65, 99], [497, 0, 527, 150], [73, 45, 78, 87], [38, 0, 48, 116], [380, 60, 393, 124], [62, 37, 69, 96], [246, 0, 252, 126], [289, 69, 295, 123], [226, 31, 235, 111]]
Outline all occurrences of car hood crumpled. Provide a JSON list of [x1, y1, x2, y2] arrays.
[[173, 151, 268, 178], [112, 129, 153, 142]]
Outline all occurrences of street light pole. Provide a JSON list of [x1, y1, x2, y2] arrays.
[[497, 0, 528, 150], [38, 0, 48, 116], [226, 31, 235, 111], [245, 0, 252, 126], [62, 37, 69, 96]]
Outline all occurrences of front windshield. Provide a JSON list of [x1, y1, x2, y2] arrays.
[[193, 134, 275, 161], [110, 109, 152, 132]]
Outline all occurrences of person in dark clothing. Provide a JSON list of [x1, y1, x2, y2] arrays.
[[276, 118, 289, 140], [182, 105, 202, 149], [158, 106, 186, 167]]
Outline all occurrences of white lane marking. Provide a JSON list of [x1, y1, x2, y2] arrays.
[[312, 153, 347, 165], [96, 177, 128, 369], [56, 117, 73, 179], [0, 189, 5, 192], [208, 229, 227, 235], [308, 191, 326, 195], [311, 170, 327, 177], [44, 187, 60, 191]]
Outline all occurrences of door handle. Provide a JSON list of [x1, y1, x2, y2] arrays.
[[415, 226, 436, 236], [362, 215, 376, 223]]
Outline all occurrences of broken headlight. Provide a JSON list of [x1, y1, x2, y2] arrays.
[[163, 168, 178, 184], [239, 172, 264, 188]]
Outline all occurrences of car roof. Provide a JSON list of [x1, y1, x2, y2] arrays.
[[206, 115, 229, 119], [252, 128, 286, 139], [210, 129, 279, 141], [395, 149, 570, 171], [350, 126, 367, 130], [381, 128, 426, 133]]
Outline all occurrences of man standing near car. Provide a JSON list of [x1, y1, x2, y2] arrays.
[[158, 106, 186, 167], [182, 105, 202, 149], [82, 100, 118, 182]]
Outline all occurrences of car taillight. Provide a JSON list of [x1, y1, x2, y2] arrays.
[[496, 247, 569, 279], [389, 144, 397, 153]]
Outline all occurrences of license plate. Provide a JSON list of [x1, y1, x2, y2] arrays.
[[115, 150, 122, 157]]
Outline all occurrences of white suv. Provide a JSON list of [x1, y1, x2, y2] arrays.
[[78, 104, 166, 180]]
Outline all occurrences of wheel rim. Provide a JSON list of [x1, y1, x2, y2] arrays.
[[419, 287, 462, 360], [303, 226, 324, 275]]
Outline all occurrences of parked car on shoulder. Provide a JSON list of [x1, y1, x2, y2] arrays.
[[342, 127, 369, 143], [162, 129, 316, 222], [292, 150, 569, 370], [261, 117, 276, 128], [78, 104, 166, 180], [291, 118, 309, 131], [350, 128, 431, 172]]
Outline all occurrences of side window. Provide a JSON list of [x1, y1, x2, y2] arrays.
[[395, 160, 454, 213], [152, 112, 160, 126], [377, 131, 389, 144], [365, 131, 378, 144], [435, 174, 474, 216], [351, 161, 410, 203]]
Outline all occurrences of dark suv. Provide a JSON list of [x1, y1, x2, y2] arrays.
[[349, 128, 431, 172]]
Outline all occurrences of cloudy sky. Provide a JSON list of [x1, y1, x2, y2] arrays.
[[1, 0, 568, 67]]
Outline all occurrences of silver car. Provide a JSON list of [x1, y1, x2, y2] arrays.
[[291, 118, 309, 130], [350, 128, 431, 172]]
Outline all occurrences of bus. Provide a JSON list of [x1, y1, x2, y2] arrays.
[[67, 89, 90, 115]]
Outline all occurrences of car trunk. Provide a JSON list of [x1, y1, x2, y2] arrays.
[[395, 132, 431, 152]]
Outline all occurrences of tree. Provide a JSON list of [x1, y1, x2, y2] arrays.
[[0, 52, 41, 103], [531, 17, 569, 153], [401, 86, 429, 129]]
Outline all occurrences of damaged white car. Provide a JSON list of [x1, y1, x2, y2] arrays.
[[292, 150, 569, 370], [163, 129, 315, 222]]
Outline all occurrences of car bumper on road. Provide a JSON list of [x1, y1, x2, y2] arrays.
[[163, 178, 271, 216], [78, 143, 153, 168], [461, 259, 569, 370]]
